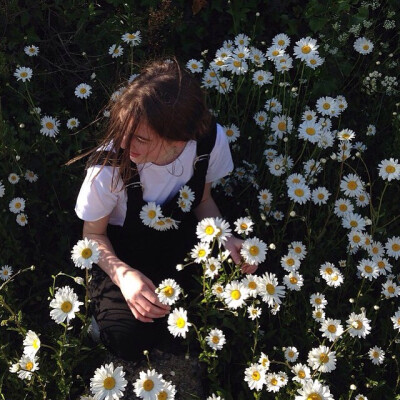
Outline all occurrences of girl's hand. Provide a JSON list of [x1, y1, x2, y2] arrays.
[[224, 236, 258, 274], [118, 268, 170, 323]]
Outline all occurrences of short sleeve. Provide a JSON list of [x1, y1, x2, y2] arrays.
[[205, 124, 234, 183], [75, 165, 126, 224]]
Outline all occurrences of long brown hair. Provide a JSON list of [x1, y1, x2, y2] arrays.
[[71, 58, 213, 188]]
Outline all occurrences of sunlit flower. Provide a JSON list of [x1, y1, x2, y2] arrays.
[[312, 307, 326, 322], [378, 158, 400, 181], [206, 328, 226, 351], [385, 236, 400, 260], [24, 45, 39, 56], [0, 265, 13, 281], [9, 197, 25, 214], [347, 312, 371, 338], [133, 369, 164, 399], [244, 363, 266, 391], [292, 363, 311, 384], [280, 253, 301, 273], [258, 272, 286, 307], [284, 346, 299, 362], [16, 354, 39, 380], [354, 37, 374, 55], [167, 307, 191, 338], [90, 362, 127, 400], [157, 278, 181, 306], [191, 242, 211, 263], [40, 115, 60, 137], [310, 293, 327, 309], [337, 128, 356, 141], [265, 372, 283, 392], [390, 309, 400, 330], [382, 279, 400, 298], [74, 83, 92, 99], [140, 202, 162, 227], [204, 257, 221, 279], [307, 345, 336, 373], [109, 44, 123, 58], [156, 381, 176, 400], [196, 217, 219, 243], [234, 216, 254, 235], [240, 237, 267, 265], [67, 117, 80, 130], [368, 346, 385, 365], [241, 274, 260, 297], [223, 280, 249, 309], [320, 318, 344, 342], [14, 66, 33, 82], [49, 286, 83, 324], [283, 272, 304, 291], [121, 31, 141, 46], [71, 238, 100, 269], [295, 379, 334, 400], [247, 305, 262, 320], [186, 59, 203, 73], [23, 330, 41, 357]]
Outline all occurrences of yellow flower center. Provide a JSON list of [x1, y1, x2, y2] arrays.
[[216, 286, 223, 293], [158, 391, 167, 400], [278, 39, 285, 46], [33, 339, 39, 349], [252, 371, 261, 381], [233, 60, 241, 67], [231, 289, 241, 300], [272, 50, 280, 56], [257, 75, 264, 81], [80, 88, 87, 94], [216, 60, 224, 66], [377, 261, 385, 269], [306, 114, 313, 120], [307, 393, 322, 400], [226, 129, 235, 137], [302, 45, 311, 54], [271, 377, 278, 386], [248, 281, 257, 290], [347, 181, 358, 190], [310, 58, 317, 65], [61, 301, 72, 313], [392, 243, 400, 252], [198, 249, 206, 257], [289, 276, 298, 284], [306, 127, 316, 135], [319, 353, 329, 363], [163, 286, 174, 297], [103, 377, 116, 390], [339, 204, 348, 212], [328, 324, 337, 333], [372, 247, 379, 254], [317, 193, 325, 200], [209, 264, 216, 271], [315, 310, 323, 318], [363, 44, 370, 50], [266, 283, 275, 295], [21, 72, 28, 77], [220, 82, 227, 89], [191, 63, 198, 69], [359, 195, 365, 201], [143, 379, 154, 391], [385, 165, 395, 173], [25, 362, 34, 371], [148, 210, 156, 219], [205, 226, 215, 235], [323, 102, 330, 110], [353, 235, 361, 243], [354, 320, 363, 329], [176, 317, 186, 328], [29, 48, 35, 52], [315, 298, 322, 304], [288, 351, 295, 358], [210, 71, 216, 77], [294, 188, 304, 197], [372, 351, 379, 358], [212, 335, 220, 344], [81, 248, 92, 259], [237, 52, 245, 59], [15, 202, 21, 208], [258, 115, 265, 121], [128, 33, 135, 39], [277, 121, 286, 131], [240, 223, 248, 230], [298, 370, 306, 379], [331, 274, 339, 281], [249, 245, 259, 256], [364, 265, 373, 273], [46, 122, 54, 129], [388, 286, 395, 294], [325, 267, 333, 275]]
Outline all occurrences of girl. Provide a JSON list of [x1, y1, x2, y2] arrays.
[[75, 59, 257, 360]]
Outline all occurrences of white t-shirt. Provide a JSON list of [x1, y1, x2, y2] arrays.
[[75, 124, 233, 226]]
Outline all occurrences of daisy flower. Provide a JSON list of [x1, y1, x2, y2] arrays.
[[244, 363, 266, 391], [286, 173, 306, 186], [342, 212, 366, 231], [355, 395, 368, 400], [204, 257, 221, 278], [16, 214, 27, 227], [156, 381, 176, 400], [252, 70, 272, 86], [71, 238, 100, 269], [271, 114, 293, 138], [325, 270, 344, 288], [369, 240, 384, 257], [186, 59, 203, 73], [211, 282, 225, 299], [258, 189, 273, 205], [283, 272, 304, 291], [385, 236, 400, 259], [14, 66, 33, 82], [280, 254, 301, 272], [191, 242, 211, 263], [249, 47, 266, 65], [337, 128, 356, 141], [288, 241, 307, 260], [312, 187, 331, 205], [310, 293, 327, 309], [292, 363, 311, 384], [167, 307, 191, 338], [234, 216, 254, 235], [232, 45, 250, 60], [303, 159, 323, 177], [206, 328, 226, 351], [121, 31, 141, 46], [196, 218, 218, 243], [295, 379, 334, 400], [264, 97, 282, 113], [109, 44, 123, 58], [354, 37, 374, 54], [24, 170, 38, 182], [298, 120, 321, 143], [240, 237, 267, 265], [49, 286, 83, 324], [235, 33, 250, 46], [133, 369, 164, 400], [215, 77, 232, 94], [90, 362, 127, 400], [390, 309, 400, 330], [140, 202, 162, 227], [272, 33, 290, 48], [320, 318, 344, 342], [382, 279, 400, 298], [378, 158, 400, 181], [74, 83, 92, 99], [334, 198, 354, 217], [316, 96, 336, 116], [157, 278, 181, 306], [67, 117, 80, 130], [374, 257, 392, 276], [241, 274, 260, 297], [40, 115, 60, 137], [222, 280, 249, 309], [307, 345, 336, 373], [211, 216, 231, 244], [16, 355, 39, 380], [179, 185, 195, 203], [23, 330, 41, 357], [293, 37, 319, 61], [254, 110, 268, 127], [258, 272, 286, 307], [284, 346, 299, 362], [357, 259, 379, 281], [355, 191, 370, 207], [347, 312, 371, 338], [24, 45, 39, 56], [266, 45, 285, 61], [305, 54, 324, 69], [265, 372, 282, 392], [258, 352, 270, 371], [225, 57, 248, 75], [368, 346, 385, 365], [366, 124, 376, 136], [0, 265, 13, 281], [223, 123, 240, 143], [247, 305, 262, 320], [312, 307, 326, 322], [9, 197, 25, 214], [287, 183, 311, 204]]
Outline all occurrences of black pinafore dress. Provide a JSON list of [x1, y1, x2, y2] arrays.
[[89, 124, 217, 360]]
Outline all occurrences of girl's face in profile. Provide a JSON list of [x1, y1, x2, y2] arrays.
[[121, 120, 185, 166]]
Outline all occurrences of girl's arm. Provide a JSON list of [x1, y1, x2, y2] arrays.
[[194, 182, 258, 274], [83, 216, 170, 322]]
